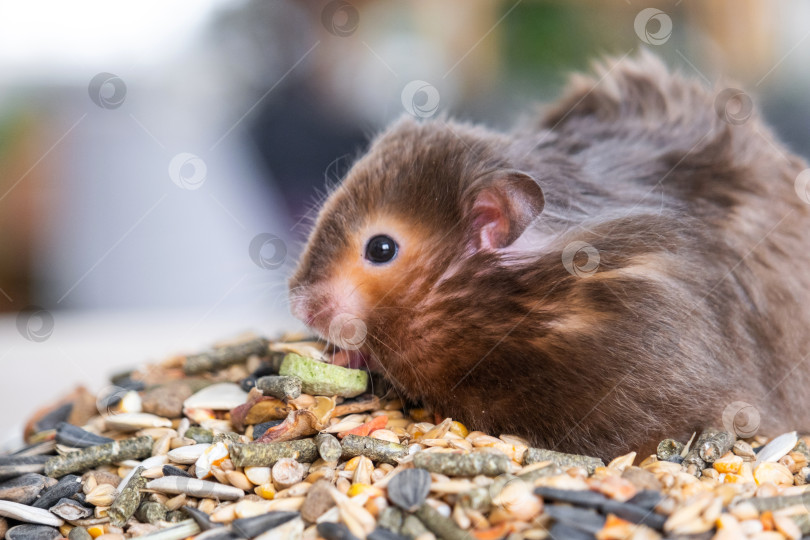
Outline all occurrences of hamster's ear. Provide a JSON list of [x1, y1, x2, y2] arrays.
[[465, 170, 544, 251]]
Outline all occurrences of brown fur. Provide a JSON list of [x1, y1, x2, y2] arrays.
[[289, 53, 810, 459]]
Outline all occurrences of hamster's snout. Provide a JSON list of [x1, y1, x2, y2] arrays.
[[288, 293, 310, 324]]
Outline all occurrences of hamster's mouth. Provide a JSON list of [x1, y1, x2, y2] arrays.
[[320, 344, 381, 373], [330, 348, 369, 369]]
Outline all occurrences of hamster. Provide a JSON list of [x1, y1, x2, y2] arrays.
[[289, 53, 810, 459]]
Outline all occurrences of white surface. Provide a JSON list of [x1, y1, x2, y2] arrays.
[[0, 307, 304, 450]]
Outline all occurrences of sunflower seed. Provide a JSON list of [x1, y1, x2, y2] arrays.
[[55, 423, 113, 449], [386, 469, 431, 512], [4, 524, 61, 540], [544, 504, 605, 534], [32, 475, 81, 509], [316, 521, 360, 540], [0, 456, 49, 481], [252, 516, 304, 540], [49, 498, 92, 521], [0, 474, 50, 505], [231, 511, 299, 537], [162, 465, 192, 478]]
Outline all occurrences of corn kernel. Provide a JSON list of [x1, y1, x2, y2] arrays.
[[254, 483, 276, 500], [343, 456, 363, 472], [713, 454, 743, 474], [347, 482, 372, 497], [449, 421, 469, 438]]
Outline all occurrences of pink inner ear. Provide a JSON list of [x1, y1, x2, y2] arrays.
[[471, 190, 510, 250]]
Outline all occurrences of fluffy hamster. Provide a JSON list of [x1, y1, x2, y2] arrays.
[[289, 54, 810, 458]]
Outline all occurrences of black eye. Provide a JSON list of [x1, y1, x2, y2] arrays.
[[365, 235, 398, 264]]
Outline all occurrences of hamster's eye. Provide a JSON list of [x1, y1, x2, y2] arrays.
[[365, 235, 398, 264]]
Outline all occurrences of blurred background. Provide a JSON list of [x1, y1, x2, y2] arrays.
[[1, 0, 809, 443]]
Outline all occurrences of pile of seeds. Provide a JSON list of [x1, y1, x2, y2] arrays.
[[2, 335, 810, 540]]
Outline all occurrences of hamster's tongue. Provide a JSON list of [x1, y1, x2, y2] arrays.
[[330, 349, 381, 371]]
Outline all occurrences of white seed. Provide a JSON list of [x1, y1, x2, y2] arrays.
[[183, 383, 248, 411], [134, 519, 200, 540], [118, 455, 168, 493], [176, 418, 191, 439], [244, 466, 272, 486], [756, 432, 799, 465], [168, 443, 211, 464], [370, 430, 400, 444], [146, 477, 245, 500], [105, 413, 172, 431], [0, 500, 65, 526]]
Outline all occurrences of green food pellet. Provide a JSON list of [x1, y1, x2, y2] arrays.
[[279, 353, 368, 398]]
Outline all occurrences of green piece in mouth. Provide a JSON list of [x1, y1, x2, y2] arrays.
[[278, 353, 369, 398]]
